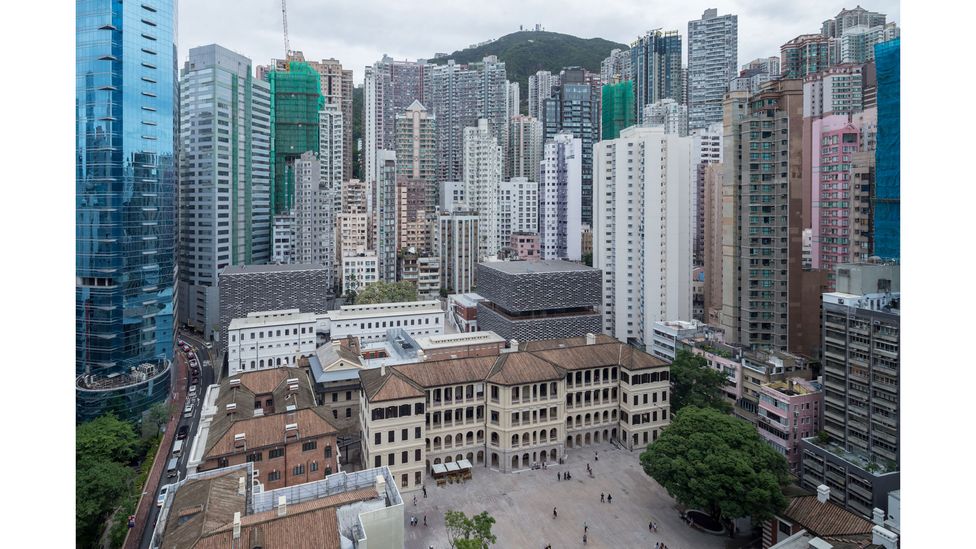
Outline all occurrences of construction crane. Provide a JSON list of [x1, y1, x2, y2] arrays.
[[281, 0, 290, 60]]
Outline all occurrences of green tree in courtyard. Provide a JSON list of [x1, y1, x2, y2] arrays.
[[640, 406, 790, 523], [355, 280, 418, 305], [76, 414, 140, 548], [669, 349, 733, 414], [445, 510, 497, 548]]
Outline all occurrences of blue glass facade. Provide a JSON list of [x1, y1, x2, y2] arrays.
[[630, 30, 683, 121], [873, 38, 900, 260], [76, 0, 177, 420]]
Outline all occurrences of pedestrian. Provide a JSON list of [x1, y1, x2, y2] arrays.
[[583, 533, 587, 544], [424, 515, 427, 527], [553, 507, 558, 519], [607, 493, 612, 504], [649, 521, 653, 531], [655, 543, 660, 549], [423, 485, 427, 498], [584, 521, 588, 533], [654, 522, 658, 533], [600, 492, 605, 503], [413, 495, 417, 506], [557, 472, 560, 482]]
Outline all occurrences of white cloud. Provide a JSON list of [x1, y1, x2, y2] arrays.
[[179, 0, 900, 84]]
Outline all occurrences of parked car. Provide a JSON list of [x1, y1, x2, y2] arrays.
[[188, 385, 197, 397], [177, 425, 189, 440], [205, 341, 213, 349], [157, 485, 170, 507]]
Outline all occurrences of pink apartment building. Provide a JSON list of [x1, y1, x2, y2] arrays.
[[509, 231, 540, 261], [756, 377, 822, 473], [811, 116, 860, 285], [685, 338, 744, 405]]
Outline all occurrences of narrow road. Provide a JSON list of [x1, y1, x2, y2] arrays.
[[131, 329, 216, 549]]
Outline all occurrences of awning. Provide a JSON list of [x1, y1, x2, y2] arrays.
[[445, 461, 461, 472], [431, 463, 448, 475], [457, 459, 473, 470]]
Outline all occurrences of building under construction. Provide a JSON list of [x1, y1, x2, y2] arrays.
[[269, 61, 323, 214]]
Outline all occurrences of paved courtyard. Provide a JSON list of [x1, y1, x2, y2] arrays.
[[401, 442, 727, 549]]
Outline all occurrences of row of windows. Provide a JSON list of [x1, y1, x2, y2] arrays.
[[230, 325, 311, 342], [374, 427, 423, 446], [374, 449, 423, 468]]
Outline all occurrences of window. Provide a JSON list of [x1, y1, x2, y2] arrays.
[[325, 446, 333, 458], [302, 441, 317, 452], [346, 391, 352, 401], [388, 453, 395, 466], [415, 471, 422, 486], [415, 403, 424, 414], [402, 473, 409, 488], [293, 464, 305, 476], [332, 410, 338, 419], [402, 428, 409, 440], [310, 461, 318, 472], [415, 427, 421, 439], [388, 431, 395, 443], [268, 470, 281, 482], [402, 450, 409, 463], [217, 457, 228, 467], [246, 452, 262, 462], [374, 456, 381, 468], [332, 393, 338, 402], [269, 448, 284, 459], [345, 408, 351, 418], [375, 433, 381, 445], [415, 449, 421, 461], [325, 466, 333, 475]]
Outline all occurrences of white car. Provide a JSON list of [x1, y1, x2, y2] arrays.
[[157, 484, 169, 507]]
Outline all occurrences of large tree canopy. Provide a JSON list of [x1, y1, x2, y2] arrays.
[[355, 280, 418, 305], [640, 406, 790, 522], [670, 349, 733, 414], [445, 510, 497, 549], [76, 413, 139, 465], [76, 414, 140, 548]]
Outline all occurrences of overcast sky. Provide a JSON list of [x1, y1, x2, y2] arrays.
[[179, 0, 900, 84]]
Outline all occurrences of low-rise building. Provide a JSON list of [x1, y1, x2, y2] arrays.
[[447, 293, 485, 332], [756, 378, 823, 473], [736, 349, 815, 424], [358, 333, 671, 492], [476, 261, 602, 342], [414, 331, 507, 361], [763, 485, 880, 549], [227, 310, 318, 376], [341, 251, 379, 296], [681, 337, 744, 405], [509, 231, 540, 261], [327, 301, 445, 344], [650, 319, 708, 361], [188, 367, 338, 491], [151, 464, 405, 549]]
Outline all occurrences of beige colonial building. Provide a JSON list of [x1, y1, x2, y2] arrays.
[[358, 334, 671, 492]]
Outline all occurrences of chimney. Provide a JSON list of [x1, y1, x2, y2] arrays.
[[277, 495, 287, 517], [381, 363, 386, 377], [585, 333, 596, 345], [872, 507, 885, 526], [510, 339, 519, 352], [238, 475, 246, 496], [872, 525, 898, 549], [816, 484, 830, 504], [375, 473, 386, 496], [233, 512, 241, 540]]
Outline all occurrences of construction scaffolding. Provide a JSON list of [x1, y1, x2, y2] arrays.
[[601, 81, 635, 140], [872, 38, 899, 260], [269, 61, 323, 215]]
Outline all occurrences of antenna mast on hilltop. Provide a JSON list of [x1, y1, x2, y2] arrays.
[[281, 0, 290, 58]]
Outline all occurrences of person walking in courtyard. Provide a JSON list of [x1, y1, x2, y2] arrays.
[[557, 472, 560, 482], [600, 492, 605, 503], [583, 533, 587, 544], [424, 515, 427, 527], [553, 507, 558, 519], [649, 521, 653, 532], [422, 485, 427, 498], [584, 521, 588, 533], [413, 495, 417, 506], [607, 493, 612, 503]]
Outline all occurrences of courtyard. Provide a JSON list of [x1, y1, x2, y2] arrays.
[[400, 442, 729, 549]]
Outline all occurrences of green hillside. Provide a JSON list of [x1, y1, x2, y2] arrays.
[[430, 31, 628, 113]]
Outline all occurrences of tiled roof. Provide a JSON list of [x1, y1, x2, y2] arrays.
[[159, 469, 248, 549], [394, 357, 497, 388], [521, 333, 617, 351], [783, 496, 875, 538], [530, 342, 628, 371], [360, 368, 425, 402], [487, 353, 563, 385], [206, 408, 338, 457], [209, 368, 319, 454], [197, 488, 380, 549]]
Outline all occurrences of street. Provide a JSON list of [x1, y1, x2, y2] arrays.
[[135, 328, 216, 549]]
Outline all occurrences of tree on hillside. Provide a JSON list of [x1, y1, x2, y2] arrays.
[[640, 406, 790, 523], [670, 349, 733, 414], [445, 510, 497, 549], [76, 413, 139, 464], [355, 280, 418, 305]]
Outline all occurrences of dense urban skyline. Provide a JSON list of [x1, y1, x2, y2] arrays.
[[180, 0, 901, 83]]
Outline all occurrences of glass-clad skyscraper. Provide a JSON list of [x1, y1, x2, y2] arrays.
[[76, 0, 177, 422]]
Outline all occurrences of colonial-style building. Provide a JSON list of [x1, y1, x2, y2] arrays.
[[358, 333, 671, 492]]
